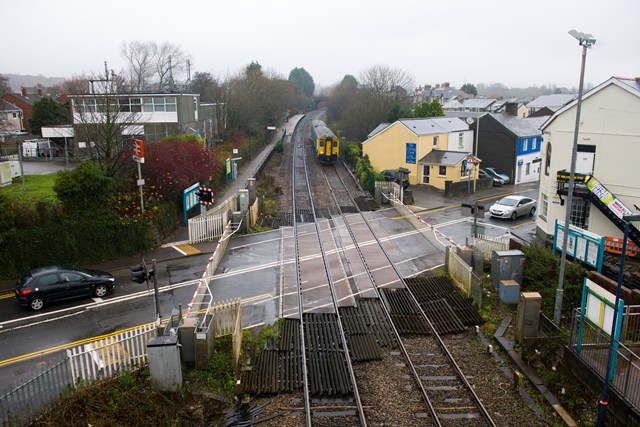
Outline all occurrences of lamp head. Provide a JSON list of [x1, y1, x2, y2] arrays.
[[569, 30, 596, 47]]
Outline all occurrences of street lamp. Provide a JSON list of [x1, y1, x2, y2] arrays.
[[597, 213, 640, 426], [554, 30, 596, 326]]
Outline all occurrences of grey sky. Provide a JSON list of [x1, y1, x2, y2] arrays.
[[2, 0, 638, 91]]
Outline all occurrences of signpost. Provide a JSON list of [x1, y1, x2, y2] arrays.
[[132, 139, 145, 214]]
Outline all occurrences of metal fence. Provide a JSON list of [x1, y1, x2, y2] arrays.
[[568, 308, 640, 411], [188, 194, 237, 243], [375, 181, 403, 206], [0, 323, 157, 426], [472, 233, 510, 260]]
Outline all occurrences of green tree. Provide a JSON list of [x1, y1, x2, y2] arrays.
[[461, 83, 477, 96], [386, 103, 412, 122], [29, 97, 70, 135], [53, 161, 116, 214], [414, 99, 444, 118], [188, 72, 216, 102], [288, 67, 315, 97], [0, 73, 10, 96]]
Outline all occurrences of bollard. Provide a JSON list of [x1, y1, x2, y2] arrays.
[[487, 344, 493, 354]]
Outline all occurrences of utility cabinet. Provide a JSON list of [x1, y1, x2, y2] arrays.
[[491, 249, 524, 289], [515, 292, 542, 344], [147, 334, 183, 392]]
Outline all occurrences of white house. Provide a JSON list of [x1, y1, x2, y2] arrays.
[[536, 76, 640, 242]]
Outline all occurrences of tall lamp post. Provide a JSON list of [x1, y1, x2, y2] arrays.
[[553, 30, 596, 326], [597, 213, 640, 426]]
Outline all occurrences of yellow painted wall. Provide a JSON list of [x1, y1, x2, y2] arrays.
[[363, 122, 448, 185]]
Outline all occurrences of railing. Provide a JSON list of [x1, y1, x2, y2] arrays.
[[473, 233, 510, 260], [249, 197, 259, 228], [375, 181, 403, 206], [188, 194, 236, 243], [67, 323, 157, 382], [0, 323, 157, 426], [622, 306, 640, 344], [568, 308, 640, 411]]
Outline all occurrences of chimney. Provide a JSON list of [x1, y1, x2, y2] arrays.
[[21, 87, 27, 96], [37, 88, 43, 97], [444, 82, 450, 88]]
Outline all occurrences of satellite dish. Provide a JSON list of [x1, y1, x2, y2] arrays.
[[466, 117, 474, 125]]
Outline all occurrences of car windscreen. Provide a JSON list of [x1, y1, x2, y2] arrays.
[[498, 198, 519, 206]]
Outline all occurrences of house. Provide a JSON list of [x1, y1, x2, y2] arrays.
[[362, 117, 477, 191], [0, 99, 23, 131], [476, 114, 548, 184], [68, 92, 201, 143], [443, 97, 497, 113], [418, 82, 467, 104], [2, 87, 46, 133], [526, 94, 576, 116], [535, 76, 640, 244]]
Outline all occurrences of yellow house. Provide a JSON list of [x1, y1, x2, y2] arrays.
[[363, 117, 478, 190]]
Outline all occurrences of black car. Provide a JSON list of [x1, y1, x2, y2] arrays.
[[15, 265, 115, 311], [382, 169, 410, 189]]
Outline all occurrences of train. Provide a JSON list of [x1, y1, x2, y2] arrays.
[[310, 120, 340, 163]]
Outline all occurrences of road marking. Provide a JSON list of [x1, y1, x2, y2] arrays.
[[0, 293, 15, 300], [91, 297, 103, 303], [173, 244, 201, 255], [511, 219, 535, 229]]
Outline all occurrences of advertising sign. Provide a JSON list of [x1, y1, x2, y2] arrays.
[[405, 143, 416, 164], [182, 182, 200, 224], [585, 176, 632, 220]]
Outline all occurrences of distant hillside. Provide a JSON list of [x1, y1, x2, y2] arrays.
[[6, 74, 66, 92]]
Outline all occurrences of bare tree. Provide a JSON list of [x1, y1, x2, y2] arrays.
[[0, 73, 11, 96], [121, 41, 155, 92], [71, 68, 142, 176], [154, 42, 189, 91]]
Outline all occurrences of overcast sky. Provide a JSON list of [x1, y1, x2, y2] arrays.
[[2, 0, 639, 91]]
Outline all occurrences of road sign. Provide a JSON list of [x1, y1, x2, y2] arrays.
[[132, 139, 145, 163]]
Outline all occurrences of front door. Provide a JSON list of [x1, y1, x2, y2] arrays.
[[423, 165, 430, 184]]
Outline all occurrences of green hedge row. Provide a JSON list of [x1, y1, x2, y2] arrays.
[[0, 218, 153, 279]]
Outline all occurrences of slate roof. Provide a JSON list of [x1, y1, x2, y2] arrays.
[[399, 117, 469, 135], [5, 93, 45, 106], [463, 98, 496, 109], [489, 114, 547, 137], [0, 99, 21, 112], [367, 123, 391, 139], [419, 150, 470, 166], [617, 76, 640, 92], [525, 94, 576, 110]]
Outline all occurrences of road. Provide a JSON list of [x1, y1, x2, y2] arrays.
[[0, 183, 539, 392]]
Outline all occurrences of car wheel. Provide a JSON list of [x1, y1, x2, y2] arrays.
[[29, 297, 45, 311], [530, 207, 536, 217], [94, 284, 109, 298], [511, 212, 518, 220]]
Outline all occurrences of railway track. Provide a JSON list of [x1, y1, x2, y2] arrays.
[[244, 114, 495, 426]]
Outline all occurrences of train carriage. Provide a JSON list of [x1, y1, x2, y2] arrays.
[[311, 120, 340, 164]]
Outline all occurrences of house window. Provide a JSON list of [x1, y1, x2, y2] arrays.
[[12, 112, 17, 118], [79, 98, 97, 113], [458, 133, 464, 149], [540, 194, 548, 221], [439, 166, 446, 176], [526, 163, 530, 175], [545, 142, 552, 176], [0, 113, 6, 120], [523, 139, 529, 151], [570, 197, 590, 229], [532, 138, 537, 150], [460, 163, 469, 177], [433, 136, 439, 146]]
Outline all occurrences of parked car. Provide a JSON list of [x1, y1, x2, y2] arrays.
[[478, 169, 503, 186], [489, 195, 537, 220], [382, 169, 410, 189], [15, 265, 115, 311], [483, 167, 510, 184]]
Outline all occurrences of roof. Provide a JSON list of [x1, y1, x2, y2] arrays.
[[3, 93, 45, 106], [542, 76, 640, 131], [525, 94, 576, 109], [419, 150, 470, 166], [0, 99, 21, 112], [488, 114, 547, 137], [399, 117, 469, 135], [462, 98, 496, 109], [367, 123, 391, 139]]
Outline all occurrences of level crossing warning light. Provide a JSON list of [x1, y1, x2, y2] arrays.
[[197, 187, 214, 205]]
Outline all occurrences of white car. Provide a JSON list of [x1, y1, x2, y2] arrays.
[[489, 195, 537, 220]]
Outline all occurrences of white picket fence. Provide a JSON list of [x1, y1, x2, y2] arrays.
[[1, 323, 157, 426], [67, 323, 157, 382], [188, 194, 237, 243], [473, 233, 510, 260], [447, 247, 483, 307]]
